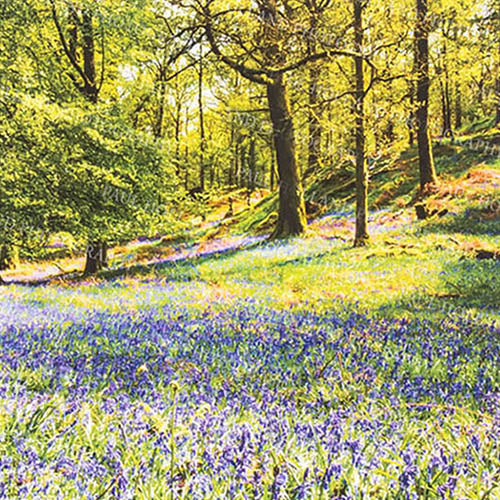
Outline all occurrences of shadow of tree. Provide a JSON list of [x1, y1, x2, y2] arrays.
[[419, 210, 500, 237], [437, 257, 500, 309], [2, 238, 268, 287]]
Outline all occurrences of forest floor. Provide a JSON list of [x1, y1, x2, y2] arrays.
[[0, 128, 499, 497]]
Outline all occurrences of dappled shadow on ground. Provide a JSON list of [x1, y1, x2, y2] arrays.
[[420, 210, 500, 237], [1, 236, 267, 287], [100, 236, 267, 280], [436, 257, 500, 310], [1, 235, 499, 497]]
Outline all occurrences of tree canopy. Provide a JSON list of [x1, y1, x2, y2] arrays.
[[0, 0, 498, 271]]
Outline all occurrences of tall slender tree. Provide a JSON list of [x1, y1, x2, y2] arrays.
[[304, 0, 330, 177], [198, 47, 206, 191], [415, 0, 438, 190], [353, 0, 369, 246]]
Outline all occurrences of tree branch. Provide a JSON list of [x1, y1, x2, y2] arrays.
[[49, 0, 89, 88]]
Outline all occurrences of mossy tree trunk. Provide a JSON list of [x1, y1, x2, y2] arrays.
[[266, 74, 307, 238], [416, 0, 438, 191], [353, 0, 369, 247]]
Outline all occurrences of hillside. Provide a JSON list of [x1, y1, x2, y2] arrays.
[[0, 132, 499, 498], [4, 125, 499, 291], [0, 125, 499, 497]]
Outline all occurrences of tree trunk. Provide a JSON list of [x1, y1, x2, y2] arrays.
[[81, 9, 105, 273], [444, 77, 452, 139], [455, 80, 462, 130], [248, 137, 256, 191], [68, 6, 78, 62], [84, 241, 108, 275], [174, 100, 181, 176], [154, 67, 167, 139], [497, 20, 500, 126], [416, 0, 438, 191], [307, 63, 322, 176], [198, 50, 205, 191], [306, 12, 321, 177], [234, 135, 241, 188], [353, 0, 369, 247], [266, 74, 306, 238], [239, 142, 246, 188], [81, 8, 98, 103], [408, 39, 418, 147], [383, 80, 395, 146], [0, 244, 15, 271], [270, 135, 277, 191], [209, 148, 215, 187], [409, 94, 416, 147], [184, 108, 190, 190], [439, 78, 450, 138], [325, 103, 334, 166], [438, 40, 453, 139], [496, 76, 500, 127], [229, 117, 235, 186]]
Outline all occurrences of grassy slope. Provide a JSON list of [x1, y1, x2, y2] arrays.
[[5, 125, 499, 321], [99, 125, 500, 322]]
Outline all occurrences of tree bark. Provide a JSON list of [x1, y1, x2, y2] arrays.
[[383, 79, 395, 146], [307, 63, 322, 176], [234, 134, 241, 188], [444, 76, 452, 139], [496, 76, 500, 127], [68, 6, 78, 62], [416, 0, 438, 191], [408, 38, 418, 147], [353, 0, 369, 247], [496, 21, 500, 126], [439, 78, 452, 138], [248, 137, 256, 191], [184, 108, 190, 190], [239, 142, 246, 188], [84, 241, 108, 275], [325, 103, 334, 166], [306, 10, 321, 177], [0, 244, 15, 271], [174, 100, 181, 176], [81, 8, 98, 103], [267, 74, 307, 238], [439, 39, 453, 139], [409, 95, 416, 147], [198, 50, 206, 191], [455, 80, 462, 130], [270, 135, 277, 191], [229, 117, 235, 186]]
